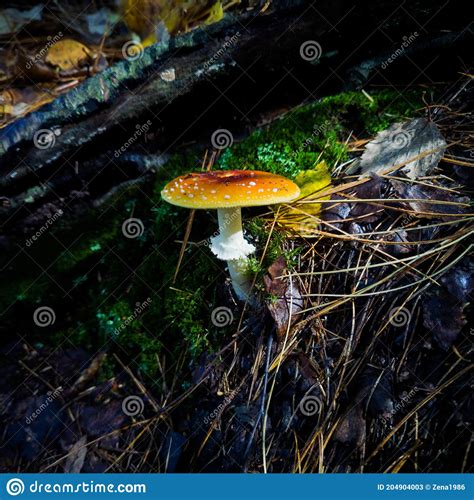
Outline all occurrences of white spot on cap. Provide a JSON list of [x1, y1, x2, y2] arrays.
[[188, 193, 194, 198], [224, 195, 230, 199], [272, 188, 279, 192], [258, 189, 264, 193], [249, 181, 256, 186], [211, 190, 216, 194]]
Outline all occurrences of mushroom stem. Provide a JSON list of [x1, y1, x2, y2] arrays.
[[210, 207, 255, 301], [227, 259, 254, 303]]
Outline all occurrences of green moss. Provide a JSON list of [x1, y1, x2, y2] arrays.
[[163, 287, 211, 359], [215, 88, 423, 178]]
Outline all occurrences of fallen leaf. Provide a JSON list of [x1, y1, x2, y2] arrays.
[[20, 39, 106, 82], [334, 404, 366, 447], [423, 262, 473, 349], [77, 400, 128, 438], [64, 436, 88, 473], [0, 87, 57, 127], [276, 161, 332, 237], [359, 118, 447, 179], [350, 176, 385, 223], [45, 39, 93, 72], [121, 0, 228, 42], [71, 352, 107, 392], [390, 180, 469, 220], [264, 256, 303, 339]]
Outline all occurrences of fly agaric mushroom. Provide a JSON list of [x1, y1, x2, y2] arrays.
[[161, 170, 300, 301]]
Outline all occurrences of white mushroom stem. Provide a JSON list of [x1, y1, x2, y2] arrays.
[[210, 207, 255, 301]]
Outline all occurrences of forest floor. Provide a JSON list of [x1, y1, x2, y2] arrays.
[[1, 74, 472, 472]]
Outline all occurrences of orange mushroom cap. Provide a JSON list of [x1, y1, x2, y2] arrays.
[[161, 170, 300, 209]]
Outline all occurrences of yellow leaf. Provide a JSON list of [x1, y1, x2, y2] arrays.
[[294, 161, 331, 199], [45, 39, 93, 71], [275, 161, 332, 237], [204, 2, 224, 24], [121, 0, 230, 41]]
